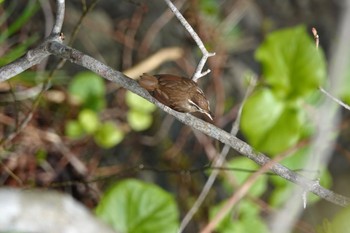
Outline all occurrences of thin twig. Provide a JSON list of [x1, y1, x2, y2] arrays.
[[313, 28, 350, 112], [319, 87, 350, 111], [163, 0, 215, 81], [312, 27, 319, 50]]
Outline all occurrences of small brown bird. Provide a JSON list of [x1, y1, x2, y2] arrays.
[[138, 73, 213, 120]]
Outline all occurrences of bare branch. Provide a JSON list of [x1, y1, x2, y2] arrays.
[[45, 41, 350, 207], [0, 40, 50, 81], [163, 0, 215, 81]]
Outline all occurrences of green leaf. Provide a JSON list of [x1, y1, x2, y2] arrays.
[[125, 91, 156, 113], [78, 109, 100, 134], [127, 110, 153, 131], [241, 26, 326, 155], [96, 179, 179, 233], [68, 72, 106, 111], [241, 88, 305, 155], [223, 157, 268, 197], [94, 121, 124, 148], [65, 120, 85, 139], [255, 25, 326, 100]]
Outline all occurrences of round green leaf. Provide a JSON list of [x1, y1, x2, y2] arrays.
[[125, 91, 156, 113], [96, 179, 179, 233], [94, 121, 124, 148], [65, 120, 85, 139], [258, 106, 303, 154], [241, 88, 284, 147], [78, 109, 100, 134], [255, 25, 326, 99], [241, 88, 305, 155], [127, 110, 153, 131], [68, 71, 106, 111]]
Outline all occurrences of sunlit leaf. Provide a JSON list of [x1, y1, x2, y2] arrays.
[[255, 25, 326, 99], [241, 88, 305, 155]]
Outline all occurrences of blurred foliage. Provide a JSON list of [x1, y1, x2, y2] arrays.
[[199, 0, 220, 18], [96, 179, 179, 233], [0, 0, 39, 65], [68, 72, 106, 112], [210, 157, 270, 232], [241, 25, 326, 155], [210, 199, 269, 233], [125, 91, 156, 131], [66, 72, 124, 148], [94, 121, 124, 149], [317, 206, 350, 233], [222, 158, 268, 197], [66, 72, 156, 148]]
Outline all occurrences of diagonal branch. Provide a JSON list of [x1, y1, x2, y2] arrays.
[[42, 41, 350, 207]]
